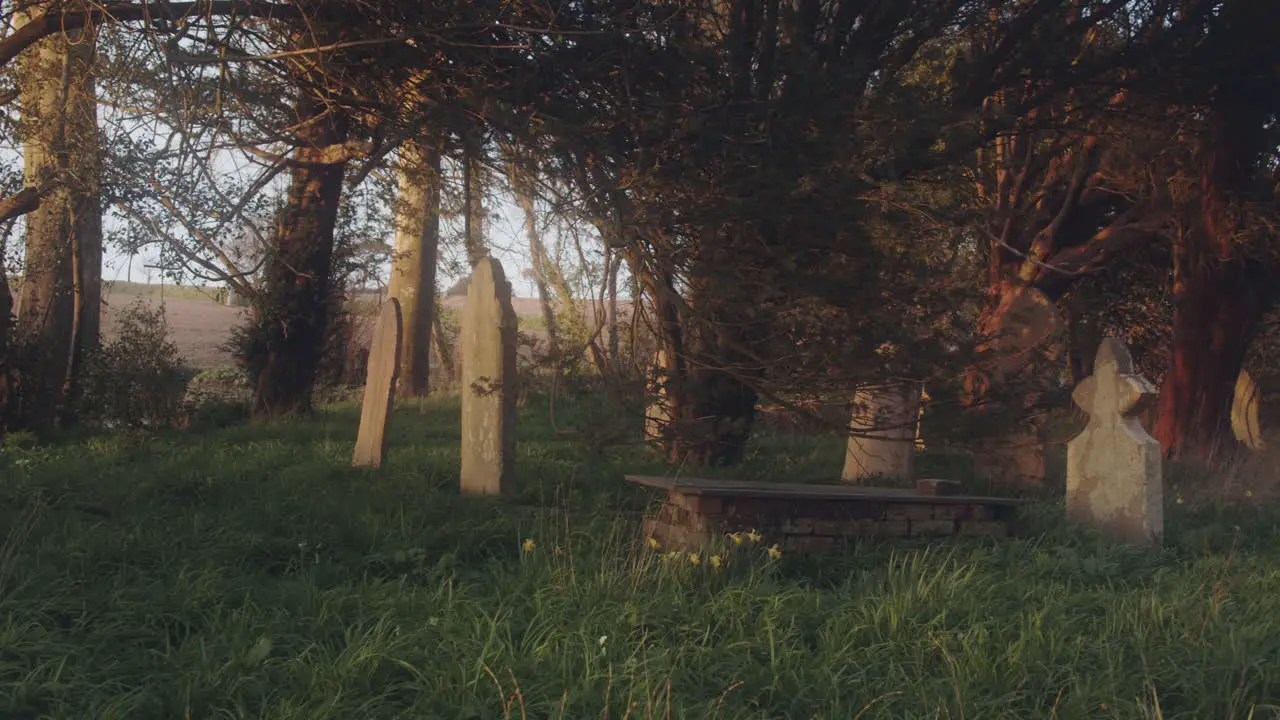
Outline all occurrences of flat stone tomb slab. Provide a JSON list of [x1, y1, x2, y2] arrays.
[[626, 475, 1028, 553]]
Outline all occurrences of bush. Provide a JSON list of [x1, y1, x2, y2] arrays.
[[182, 365, 253, 429], [76, 299, 189, 429], [224, 289, 365, 392]]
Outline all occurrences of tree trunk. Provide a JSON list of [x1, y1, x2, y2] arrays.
[[13, 8, 101, 431], [508, 160, 560, 363], [388, 139, 441, 399], [432, 304, 455, 384], [645, 263, 758, 467], [605, 247, 620, 364], [463, 135, 487, 267], [1152, 100, 1268, 463], [252, 96, 350, 418], [1152, 263, 1260, 463]]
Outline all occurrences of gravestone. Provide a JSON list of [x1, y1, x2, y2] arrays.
[[460, 257, 518, 495], [644, 348, 669, 442], [968, 285, 1064, 487], [842, 382, 922, 482], [1231, 369, 1265, 451], [1066, 337, 1162, 545], [352, 298, 403, 468]]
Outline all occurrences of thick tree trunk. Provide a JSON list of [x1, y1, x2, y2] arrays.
[[1153, 100, 1268, 463], [647, 265, 758, 467], [252, 97, 349, 418], [13, 9, 101, 431], [388, 139, 441, 399], [1152, 265, 1260, 463]]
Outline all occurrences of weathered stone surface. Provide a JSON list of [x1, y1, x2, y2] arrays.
[[1066, 337, 1163, 545], [352, 299, 403, 468], [632, 475, 1027, 552], [460, 257, 518, 495], [842, 382, 922, 482], [1232, 369, 1265, 451], [644, 348, 669, 443], [973, 430, 1046, 489], [967, 285, 1064, 487]]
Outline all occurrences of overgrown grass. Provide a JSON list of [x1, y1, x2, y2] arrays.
[[2, 396, 1280, 718]]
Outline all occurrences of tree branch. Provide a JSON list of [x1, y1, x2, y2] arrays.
[[0, 187, 42, 222], [0, 2, 309, 71]]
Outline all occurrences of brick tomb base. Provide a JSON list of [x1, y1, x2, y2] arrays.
[[625, 475, 1028, 553]]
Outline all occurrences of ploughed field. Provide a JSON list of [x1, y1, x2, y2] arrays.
[[99, 283, 622, 370], [2, 394, 1278, 718]]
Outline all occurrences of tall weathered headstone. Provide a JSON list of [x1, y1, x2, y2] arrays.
[[460, 257, 518, 495], [968, 285, 1063, 487], [353, 299, 403, 468], [1066, 337, 1163, 545], [1231, 369, 1265, 451], [842, 382, 922, 482], [644, 348, 670, 443]]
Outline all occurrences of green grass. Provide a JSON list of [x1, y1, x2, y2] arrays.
[[2, 396, 1280, 718]]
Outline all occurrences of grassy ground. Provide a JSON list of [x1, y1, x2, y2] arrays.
[[2, 396, 1280, 719]]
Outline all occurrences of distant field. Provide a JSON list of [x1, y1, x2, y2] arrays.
[[97, 283, 612, 370], [102, 283, 248, 370]]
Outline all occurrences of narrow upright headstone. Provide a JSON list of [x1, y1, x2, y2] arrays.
[[644, 348, 670, 443], [968, 285, 1063, 487], [842, 382, 921, 482], [1232, 369, 1265, 451], [460, 257, 518, 495], [1066, 338, 1162, 545], [353, 299, 403, 468]]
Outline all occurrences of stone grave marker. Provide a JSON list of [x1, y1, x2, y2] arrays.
[[1066, 337, 1162, 545], [460, 257, 518, 495], [969, 285, 1063, 487], [842, 382, 922, 482], [1232, 369, 1265, 451], [352, 298, 403, 468]]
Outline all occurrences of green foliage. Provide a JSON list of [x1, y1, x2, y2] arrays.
[[226, 293, 358, 393], [2, 397, 1280, 717], [75, 299, 189, 429], [182, 366, 253, 430]]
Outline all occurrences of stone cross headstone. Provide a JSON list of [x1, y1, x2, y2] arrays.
[[842, 382, 922, 482], [644, 348, 670, 443], [460, 257, 518, 495], [353, 298, 403, 468], [1066, 337, 1162, 545], [1231, 369, 1265, 451]]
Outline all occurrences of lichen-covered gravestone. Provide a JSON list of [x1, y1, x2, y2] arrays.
[[842, 382, 921, 482], [460, 257, 518, 495], [352, 298, 403, 468], [1066, 337, 1163, 545]]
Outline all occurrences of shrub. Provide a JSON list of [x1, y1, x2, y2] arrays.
[[76, 299, 190, 429], [182, 365, 253, 429]]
